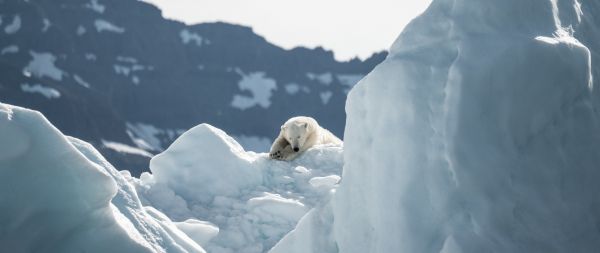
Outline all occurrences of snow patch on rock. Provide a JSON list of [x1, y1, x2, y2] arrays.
[[42, 18, 51, 32], [336, 74, 363, 94], [114, 64, 131, 76], [117, 56, 138, 63], [319, 91, 333, 105], [231, 71, 277, 110], [85, 0, 106, 14], [77, 25, 87, 35], [126, 122, 184, 152], [20, 83, 61, 99], [85, 53, 97, 61], [306, 72, 333, 85], [180, 29, 207, 47], [284, 83, 300, 95], [102, 140, 153, 158], [4, 15, 21, 34], [112, 57, 151, 84], [1, 45, 19, 55], [74, 74, 92, 88], [23, 51, 65, 81], [95, 19, 125, 33], [284, 83, 310, 95]]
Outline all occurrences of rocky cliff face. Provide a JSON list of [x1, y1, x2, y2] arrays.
[[0, 0, 385, 175]]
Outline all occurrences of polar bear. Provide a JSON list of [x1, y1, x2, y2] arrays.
[[269, 116, 342, 161]]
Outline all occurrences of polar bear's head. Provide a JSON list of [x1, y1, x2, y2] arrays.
[[281, 119, 312, 153]]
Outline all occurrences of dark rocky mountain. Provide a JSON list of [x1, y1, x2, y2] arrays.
[[0, 0, 386, 176]]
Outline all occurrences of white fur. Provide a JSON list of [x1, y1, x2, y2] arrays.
[[269, 116, 342, 160]]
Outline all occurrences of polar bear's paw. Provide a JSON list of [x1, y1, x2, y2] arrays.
[[270, 150, 283, 160], [270, 145, 295, 161]]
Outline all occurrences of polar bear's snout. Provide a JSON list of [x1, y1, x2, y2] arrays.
[[290, 139, 300, 152]]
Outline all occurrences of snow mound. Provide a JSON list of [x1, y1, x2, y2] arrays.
[[175, 219, 220, 246], [128, 123, 343, 253], [150, 124, 261, 198], [0, 103, 206, 253]]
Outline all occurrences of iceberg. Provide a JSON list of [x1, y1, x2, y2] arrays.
[[331, 0, 600, 252], [273, 0, 600, 252], [0, 103, 205, 253]]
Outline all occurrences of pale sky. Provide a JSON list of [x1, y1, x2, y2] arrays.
[[142, 0, 431, 61]]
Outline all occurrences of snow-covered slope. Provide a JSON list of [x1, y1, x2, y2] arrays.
[[0, 102, 343, 252], [330, 0, 600, 252], [126, 124, 343, 253], [0, 103, 205, 253]]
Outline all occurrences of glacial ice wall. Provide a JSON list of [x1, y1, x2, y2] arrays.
[[332, 0, 600, 252]]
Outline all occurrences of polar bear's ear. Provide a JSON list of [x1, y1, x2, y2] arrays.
[[281, 125, 286, 130], [302, 123, 308, 129]]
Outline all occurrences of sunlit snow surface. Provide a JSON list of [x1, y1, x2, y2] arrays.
[[332, 0, 600, 253], [274, 0, 600, 253], [127, 124, 343, 253], [0, 103, 205, 253], [0, 102, 342, 253]]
